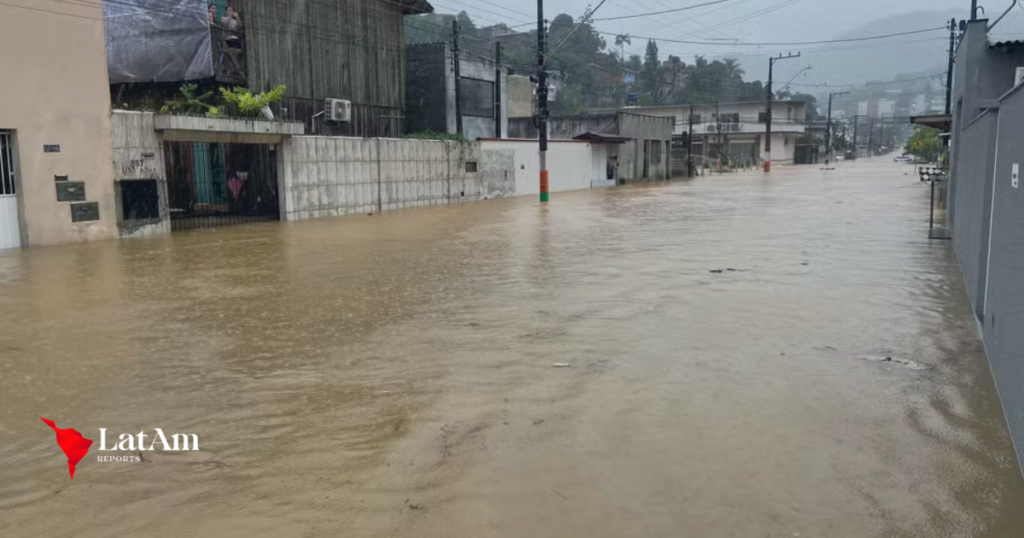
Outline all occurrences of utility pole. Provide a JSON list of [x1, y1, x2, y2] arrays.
[[687, 104, 695, 177], [971, 0, 979, 20], [494, 41, 503, 138], [852, 115, 859, 159], [945, 18, 956, 115], [765, 52, 801, 172], [867, 117, 874, 157], [825, 91, 849, 164], [716, 101, 722, 171], [453, 21, 463, 136], [536, 0, 549, 202]]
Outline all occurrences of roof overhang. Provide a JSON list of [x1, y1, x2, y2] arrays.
[[153, 115, 305, 144], [572, 132, 631, 144], [397, 0, 434, 15], [910, 114, 952, 130]]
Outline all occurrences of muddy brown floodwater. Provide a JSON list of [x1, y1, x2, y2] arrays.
[[1, 159, 1022, 537]]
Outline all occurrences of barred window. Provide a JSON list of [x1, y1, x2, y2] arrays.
[[0, 133, 15, 196]]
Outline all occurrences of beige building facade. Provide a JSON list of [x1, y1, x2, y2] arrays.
[[0, 0, 117, 248]]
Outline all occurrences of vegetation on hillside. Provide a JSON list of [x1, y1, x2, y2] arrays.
[[405, 11, 819, 116]]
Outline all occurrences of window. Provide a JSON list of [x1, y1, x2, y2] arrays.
[[758, 112, 769, 123], [650, 139, 663, 165], [689, 114, 702, 124], [120, 179, 160, 221], [719, 113, 740, 124], [460, 78, 494, 118]]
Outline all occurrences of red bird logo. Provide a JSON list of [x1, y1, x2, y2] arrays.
[[41, 418, 94, 479]]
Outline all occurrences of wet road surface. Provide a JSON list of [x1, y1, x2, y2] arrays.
[[1, 159, 1022, 537]]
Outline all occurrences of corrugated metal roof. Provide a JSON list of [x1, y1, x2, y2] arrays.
[[990, 40, 1024, 48]]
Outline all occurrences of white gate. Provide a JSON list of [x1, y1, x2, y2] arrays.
[[0, 132, 21, 249]]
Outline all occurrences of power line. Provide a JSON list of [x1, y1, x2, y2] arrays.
[[701, 0, 804, 32], [0, 0, 102, 21], [788, 72, 945, 88], [596, 25, 947, 47], [592, 0, 736, 21]]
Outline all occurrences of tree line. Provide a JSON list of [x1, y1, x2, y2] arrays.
[[405, 11, 820, 119]]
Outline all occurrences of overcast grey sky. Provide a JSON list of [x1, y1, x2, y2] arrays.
[[429, 0, 1024, 86]]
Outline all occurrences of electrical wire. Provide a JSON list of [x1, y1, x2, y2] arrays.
[[592, 0, 736, 21], [597, 26, 947, 47]]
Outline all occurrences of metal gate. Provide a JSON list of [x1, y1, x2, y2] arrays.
[[164, 141, 279, 231], [0, 132, 21, 249]]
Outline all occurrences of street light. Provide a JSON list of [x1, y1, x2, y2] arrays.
[[776, 66, 812, 98]]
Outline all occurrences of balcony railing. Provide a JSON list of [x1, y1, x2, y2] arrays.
[[212, 27, 247, 86], [705, 123, 743, 133]]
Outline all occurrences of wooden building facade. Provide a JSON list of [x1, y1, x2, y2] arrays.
[[245, 0, 433, 137]]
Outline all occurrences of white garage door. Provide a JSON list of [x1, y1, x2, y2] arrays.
[[0, 132, 22, 250]]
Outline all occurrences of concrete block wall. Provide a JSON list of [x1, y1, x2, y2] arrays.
[[110, 111, 171, 238], [280, 137, 514, 221], [379, 138, 453, 211]]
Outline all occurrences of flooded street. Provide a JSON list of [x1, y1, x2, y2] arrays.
[[1, 159, 1022, 537]]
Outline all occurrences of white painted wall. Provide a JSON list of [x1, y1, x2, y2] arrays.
[[761, 133, 797, 164], [479, 140, 596, 197]]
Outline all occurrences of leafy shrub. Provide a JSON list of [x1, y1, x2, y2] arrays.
[[220, 85, 287, 118], [160, 84, 222, 117]]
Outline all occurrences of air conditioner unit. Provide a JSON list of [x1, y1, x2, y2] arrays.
[[1016, 67, 1024, 87], [325, 98, 352, 122]]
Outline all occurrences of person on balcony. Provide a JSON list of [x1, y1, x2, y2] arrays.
[[221, 5, 243, 33], [208, 4, 218, 26]]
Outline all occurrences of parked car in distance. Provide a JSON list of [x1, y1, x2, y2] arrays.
[[894, 154, 913, 163]]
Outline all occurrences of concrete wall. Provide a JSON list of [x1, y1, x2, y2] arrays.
[[983, 84, 1024, 470], [508, 115, 619, 140], [949, 20, 1024, 229], [953, 110, 998, 319], [507, 75, 534, 119], [479, 140, 596, 197], [0, 0, 118, 247], [111, 111, 171, 238], [279, 137, 515, 220], [946, 20, 1024, 474], [459, 52, 508, 141], [618, 112, 673, 181], [404, 42, 509, 140]]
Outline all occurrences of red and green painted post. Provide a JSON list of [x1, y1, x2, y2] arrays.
[[537, 0, 549, 202]]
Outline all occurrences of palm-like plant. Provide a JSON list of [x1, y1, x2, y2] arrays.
[[614, 34, 631, 60], [723, 58, 745, 82]]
